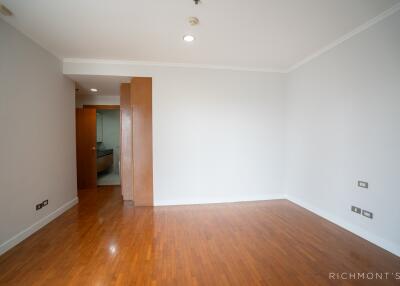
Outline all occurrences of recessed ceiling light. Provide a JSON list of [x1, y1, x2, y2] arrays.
[[90, 88, 98, 92], [183, 35, 195, 42]]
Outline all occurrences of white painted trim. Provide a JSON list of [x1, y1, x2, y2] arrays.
[[63, 58, 286, 74], [63, 3, 400, 75], [287, 2, 400, 72], [122, 191, 133, 201], [154, 194, 285, 206], [0, 197, 79, 256], [285, 194, 400, 257]]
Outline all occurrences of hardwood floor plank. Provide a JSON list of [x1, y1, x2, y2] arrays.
[[0, 186, 399, 285]]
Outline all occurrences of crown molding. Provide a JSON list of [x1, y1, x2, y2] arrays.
[[63, 58, 286, 74], [287, 2, 400, 73], [64, 3, 400, 75]]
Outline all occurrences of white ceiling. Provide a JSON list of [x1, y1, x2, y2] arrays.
[[1, 0, 399, 70], [69, 75, 131, 96]]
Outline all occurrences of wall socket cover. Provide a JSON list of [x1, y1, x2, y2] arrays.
[[357, 181, 368, 188], [362, 210, 373, 219]]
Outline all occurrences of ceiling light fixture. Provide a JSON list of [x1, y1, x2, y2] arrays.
[[90, 88, 98, 92], [183, 35, 195, 42]]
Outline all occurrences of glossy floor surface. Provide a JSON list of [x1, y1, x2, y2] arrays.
[[0, 186, 399, 285]]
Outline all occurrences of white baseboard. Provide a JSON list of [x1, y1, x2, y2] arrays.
[[0, 197, 79, 256], [4, 194, 397, 257], [154, 194, 285, 206], [285, 194, 400, 257]]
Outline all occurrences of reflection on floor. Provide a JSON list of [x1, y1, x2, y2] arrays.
[[97, 172, 120, 186], [0, 186, 399, 285]]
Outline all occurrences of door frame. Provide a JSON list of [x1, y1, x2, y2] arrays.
[[75, 78, 154, 206], [83, 105, 121, 188], [76, 105, 121, 190]]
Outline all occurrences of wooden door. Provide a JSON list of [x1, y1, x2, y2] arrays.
[[76, 108, 97, 189], [131, 77, 153, 206], [120, 83, 134, 200]]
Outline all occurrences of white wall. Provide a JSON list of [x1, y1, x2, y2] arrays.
[[285, 10, 400, 256], [153, 68, 285, 205], [0, 20, 77, 254], [64, 62, 286, 205]]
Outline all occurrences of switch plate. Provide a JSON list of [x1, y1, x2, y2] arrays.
[[351, 206, 361, 214], [362, 210, 373, 219], [357, 181, 368, 189]]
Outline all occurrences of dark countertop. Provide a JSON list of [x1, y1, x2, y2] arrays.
[[97, 149, 113, 158]]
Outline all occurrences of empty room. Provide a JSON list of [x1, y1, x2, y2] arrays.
[[0, 0, 399, 285]]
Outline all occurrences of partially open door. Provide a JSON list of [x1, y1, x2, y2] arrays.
[[76, 108, 97, 189]]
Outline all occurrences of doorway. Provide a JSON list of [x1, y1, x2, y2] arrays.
[[96, 108, 120, 186], [73, 75, 154, 206], [75, 105, 121, 188]]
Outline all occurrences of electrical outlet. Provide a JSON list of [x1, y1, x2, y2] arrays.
[[362, 210, 373, 219], [357, 180, 368, 189], [42, 200, 48, 206], [351, 206, 361, 214], [36, 203, 43, 211]]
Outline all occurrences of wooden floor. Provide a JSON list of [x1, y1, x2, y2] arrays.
[[0, 187, 399, 285]]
